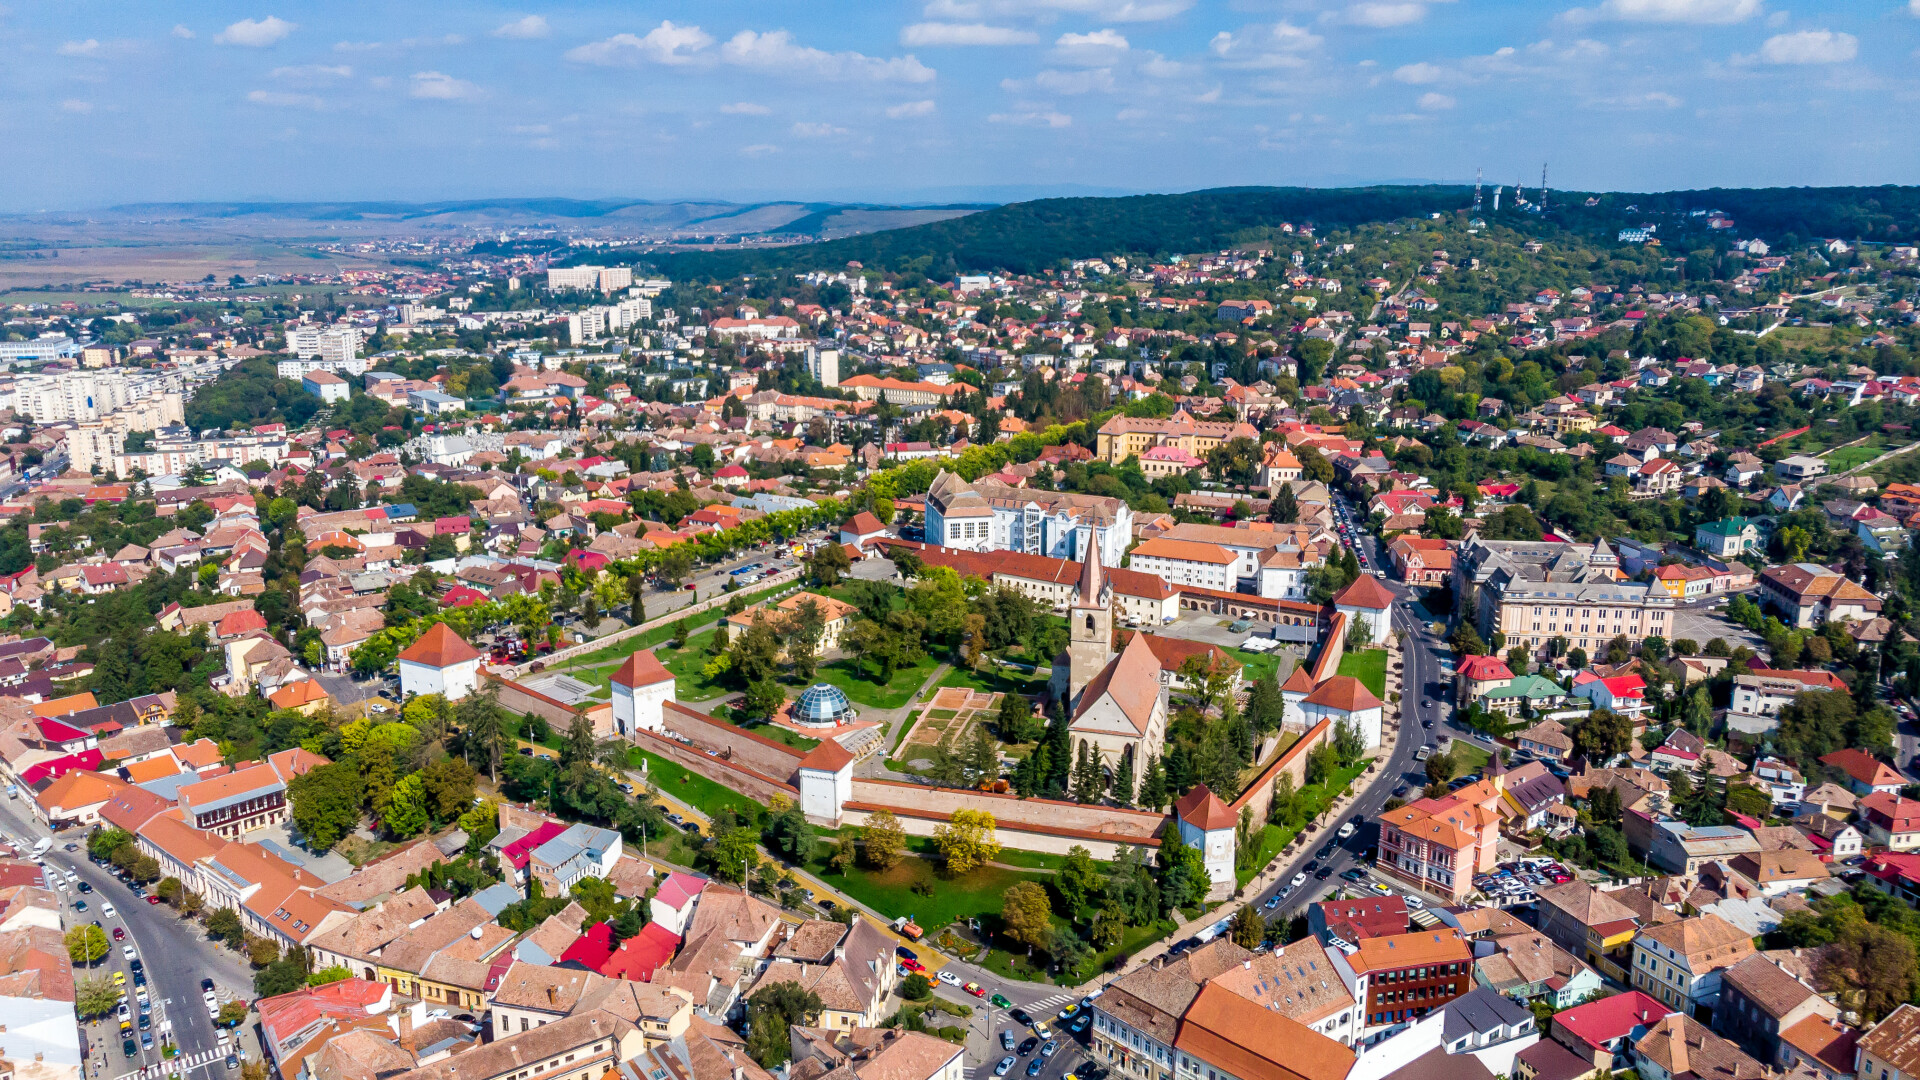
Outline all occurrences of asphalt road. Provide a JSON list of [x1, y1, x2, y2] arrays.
[[0, 798, 254, 1080]]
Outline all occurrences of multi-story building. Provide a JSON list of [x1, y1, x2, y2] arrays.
[[1756, 562, 1883, 628], [1710, 954, 1837, 1066], [389, 1010, 643, 1080], [1374, 780, 1504, 903], [1694, 517, 1769, 558], [175, 748, 326, 839], [1454, 537, 1674, 658], [1207, 936, 1359, 1046], [547, 266, 632, 293], [1534, 881, 1667, 983], [925, 469, 1132, 567], [1095, 413, 1260, 466], [1172, 983, 1355, 1080], [1127, 538, 1236, 590], [1331, 928, 1474, 1043], [1090, 940, 1252, 1080], [285, 327, 365, 368], [1628, 914, 1756, 1014], [898, 542, 1180, 625]]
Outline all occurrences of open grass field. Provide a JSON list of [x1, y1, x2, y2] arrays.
[[813, 653, 941, 709], [1337, 648, 1388, 698], [1447, 742, 1492, 776], [1228, 646, 1283, 687], [1824, 435, 1892, 471], [803, 847, 1052, 932]]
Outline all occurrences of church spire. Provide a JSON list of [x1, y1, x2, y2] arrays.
[[1074, 536, 1105, 608]]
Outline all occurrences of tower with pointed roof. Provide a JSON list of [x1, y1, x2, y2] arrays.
[[610, 648, 676, 736], [1066, 540, 1114, 703]]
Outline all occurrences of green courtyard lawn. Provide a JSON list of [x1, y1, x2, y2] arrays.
[[936, 664, 1050, 697], [814, 653, 941, 709], [556, 580, 801, 674], [628, 747, 766, 823], [1228, 646, 1283, 687], [1337, 648, 1388, 699]]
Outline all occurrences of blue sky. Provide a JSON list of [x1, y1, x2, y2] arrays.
[[5, 1, 1919, 209]]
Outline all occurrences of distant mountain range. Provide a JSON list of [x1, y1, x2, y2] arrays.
[[88, 198, 991, 241]]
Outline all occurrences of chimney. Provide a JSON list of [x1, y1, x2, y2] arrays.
[[733, 1070, 745, 1080], [399, 1006, 416, 1052]]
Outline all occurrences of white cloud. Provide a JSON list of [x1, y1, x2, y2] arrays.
[[1392, 61, 1446, 83], [1209, 22, 1323, 68], [722, 102, 772, 114], [61, 99, 93, 113], [1912, 0, 1919, 15], [1417, 91, 1455, 109], [791, 121, 850, 137], [215, 16, 296, 47], [271, 64, 352, 80], [1053, 29, 1129, 65], [172, 25, 195, 39], [493, 15, 550, 39], [886, 99, 937, 117], [901, 22, 1037, 45], [1345, 3, 1429, 27], [410, 71, 483, 99], [739, 143, 780, 156], [567, 22, 715, 66], [924, 0, 1188, 20], [1033, 67, 1116, 93], [1754, 28, 1857, 63], [721, 30, 935, 82], [1576, 0, 1760, 23], [57, 39, 100, 56], [246, 89, 324, 109], [988, 108, 1072, 126]]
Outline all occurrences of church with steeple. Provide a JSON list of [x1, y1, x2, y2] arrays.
[[1050, 541, 1169, 797]]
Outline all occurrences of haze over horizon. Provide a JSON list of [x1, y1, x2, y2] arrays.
[[6, 0, 1919, 212]]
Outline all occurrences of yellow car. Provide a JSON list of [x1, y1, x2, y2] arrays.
[[111, 972, 127, 985]]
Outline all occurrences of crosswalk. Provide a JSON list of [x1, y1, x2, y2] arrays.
[[115, 1047, 228, 1080], [1024, 992, 1079, 1014]]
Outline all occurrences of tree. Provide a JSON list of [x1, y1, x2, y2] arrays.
[[745, 983, 823, 1067], [75, 975, 121, 1017], [1818, 919, 1917, 1022], [66, 924, 108, 965], [219, 1000, 250, 1027], [807, 541, 852, 586], [997, 692, 1040, 744], [1140, 754, 1169, 811], [1270, 770, 1299, 825], [456, 682, 508, 782], [383, 774, 431, 837], [1070, 741, 1104, 804], [1450, 623, 1488, 658], [206, 907, 246, 948], [1573, 709, 1632, 763], [1229, 904, 1266, 949], [419, 757, 477, 827], [1333, 717, 1365, 763], [710, 827, 761, 883], [1425, 748, 1456, 788], [1057, 845, 1103, 912], [286, 763, 366, 850], [900, 972, 933, 1000], [1001, 881, 1055, 955], [764, 800, 812, 864], [932, 808, 1000, 874], [862, 810, 907, 870]]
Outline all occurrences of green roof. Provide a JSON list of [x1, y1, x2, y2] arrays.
[[1482, 674, 1569, 700], [1696, 517, 1761, 538]]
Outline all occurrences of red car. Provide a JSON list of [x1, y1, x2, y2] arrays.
[[145, 896, 162, 905], [964, 982, 987, 998], [112, 928, 126, 941]]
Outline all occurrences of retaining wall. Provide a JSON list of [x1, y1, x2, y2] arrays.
[[509, 567, 803, 677], [838, 805, 1143, 860], [848, 778, 1167, 852], [483, 672, 615, 738]]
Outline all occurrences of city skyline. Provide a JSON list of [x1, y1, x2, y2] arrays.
[[5, 1, 1920, 210]]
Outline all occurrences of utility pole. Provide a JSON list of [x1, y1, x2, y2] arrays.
[[1473, 167, 1482, 213], [1540, 163, 1549, 213]]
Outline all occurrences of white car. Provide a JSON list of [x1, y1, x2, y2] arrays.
[[102, 903, 117, 918], [1337, 823, 1358, 840], [64, 869, 78, 883], [936, 971, 961, 986], [122, 945, 136, 961], [1290, 872, 1308, 888]]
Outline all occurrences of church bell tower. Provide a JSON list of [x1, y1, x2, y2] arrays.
[[1067, 537, 1113, 703]]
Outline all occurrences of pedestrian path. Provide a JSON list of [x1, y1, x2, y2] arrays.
[[114, 1047, 226, 1080], [1024, 991, 1080, 1014]]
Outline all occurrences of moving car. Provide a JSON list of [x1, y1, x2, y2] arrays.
[[937, 970, 961, 986], [1018, 1039, 1038, 1056], [965, 982, 986, 998], [995, 1058, 1016, 1077], [1057, 1006, 1079, 1021], [1041, 1041, 1058, 1058], [1008, 1009, 1033, 1027], [112, 927, 125, 941], [991, 994, 1013, 1010], [1290, 871, 1308, 887], [1002, 1032, 1017, 1052], [102, 903, 116, 918], [1026, 1060, 1044, 1078], [1070, 1015, 1091, 1034]]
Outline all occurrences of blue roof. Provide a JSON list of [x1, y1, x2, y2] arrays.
[[794, 683, 854, 724], [471, 882, 523, 917]]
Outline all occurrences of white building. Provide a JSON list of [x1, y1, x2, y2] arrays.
[[397, 624, 483, 701], [797, 740, 856, 825], [303, 370, 350, 403], [1126, 538, 1235, 591], [285, 327, 364, 368], [924, 469, 1132, 568], [1173, 785, 1236, 893], [547, 266, 631, 293], [807, 346, 840, 388], [609, 649, 675, 736]]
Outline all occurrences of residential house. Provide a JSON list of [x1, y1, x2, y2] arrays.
[[1628, 914, 1756, 1014]]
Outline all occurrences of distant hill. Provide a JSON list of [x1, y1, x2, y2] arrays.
[[658, 183, 1920, 280]]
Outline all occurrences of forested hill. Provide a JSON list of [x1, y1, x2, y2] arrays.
[[657, 183, 1920, 281], [660, 186, 1471, 279]]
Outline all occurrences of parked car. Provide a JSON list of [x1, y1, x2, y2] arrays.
[[1337, 823, 1357, 840], [965, 982, 986, 998], [937, 971, 961, 986], [995, 1058, 1016, 1077], [1002, 1032, 1017, 1052]]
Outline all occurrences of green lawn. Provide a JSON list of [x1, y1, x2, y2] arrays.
[[936, 664, 1049, 697], [813, 654, 941, 709], [556, 580, 800, 673], [1826, 436, 1898, 471], [1447, 742, 1491, 776], [803, 847, 1052, 932], [1337, 648, 1388, 698], [1227, 647, 1283, 687], [628, 747, 766, 823]]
